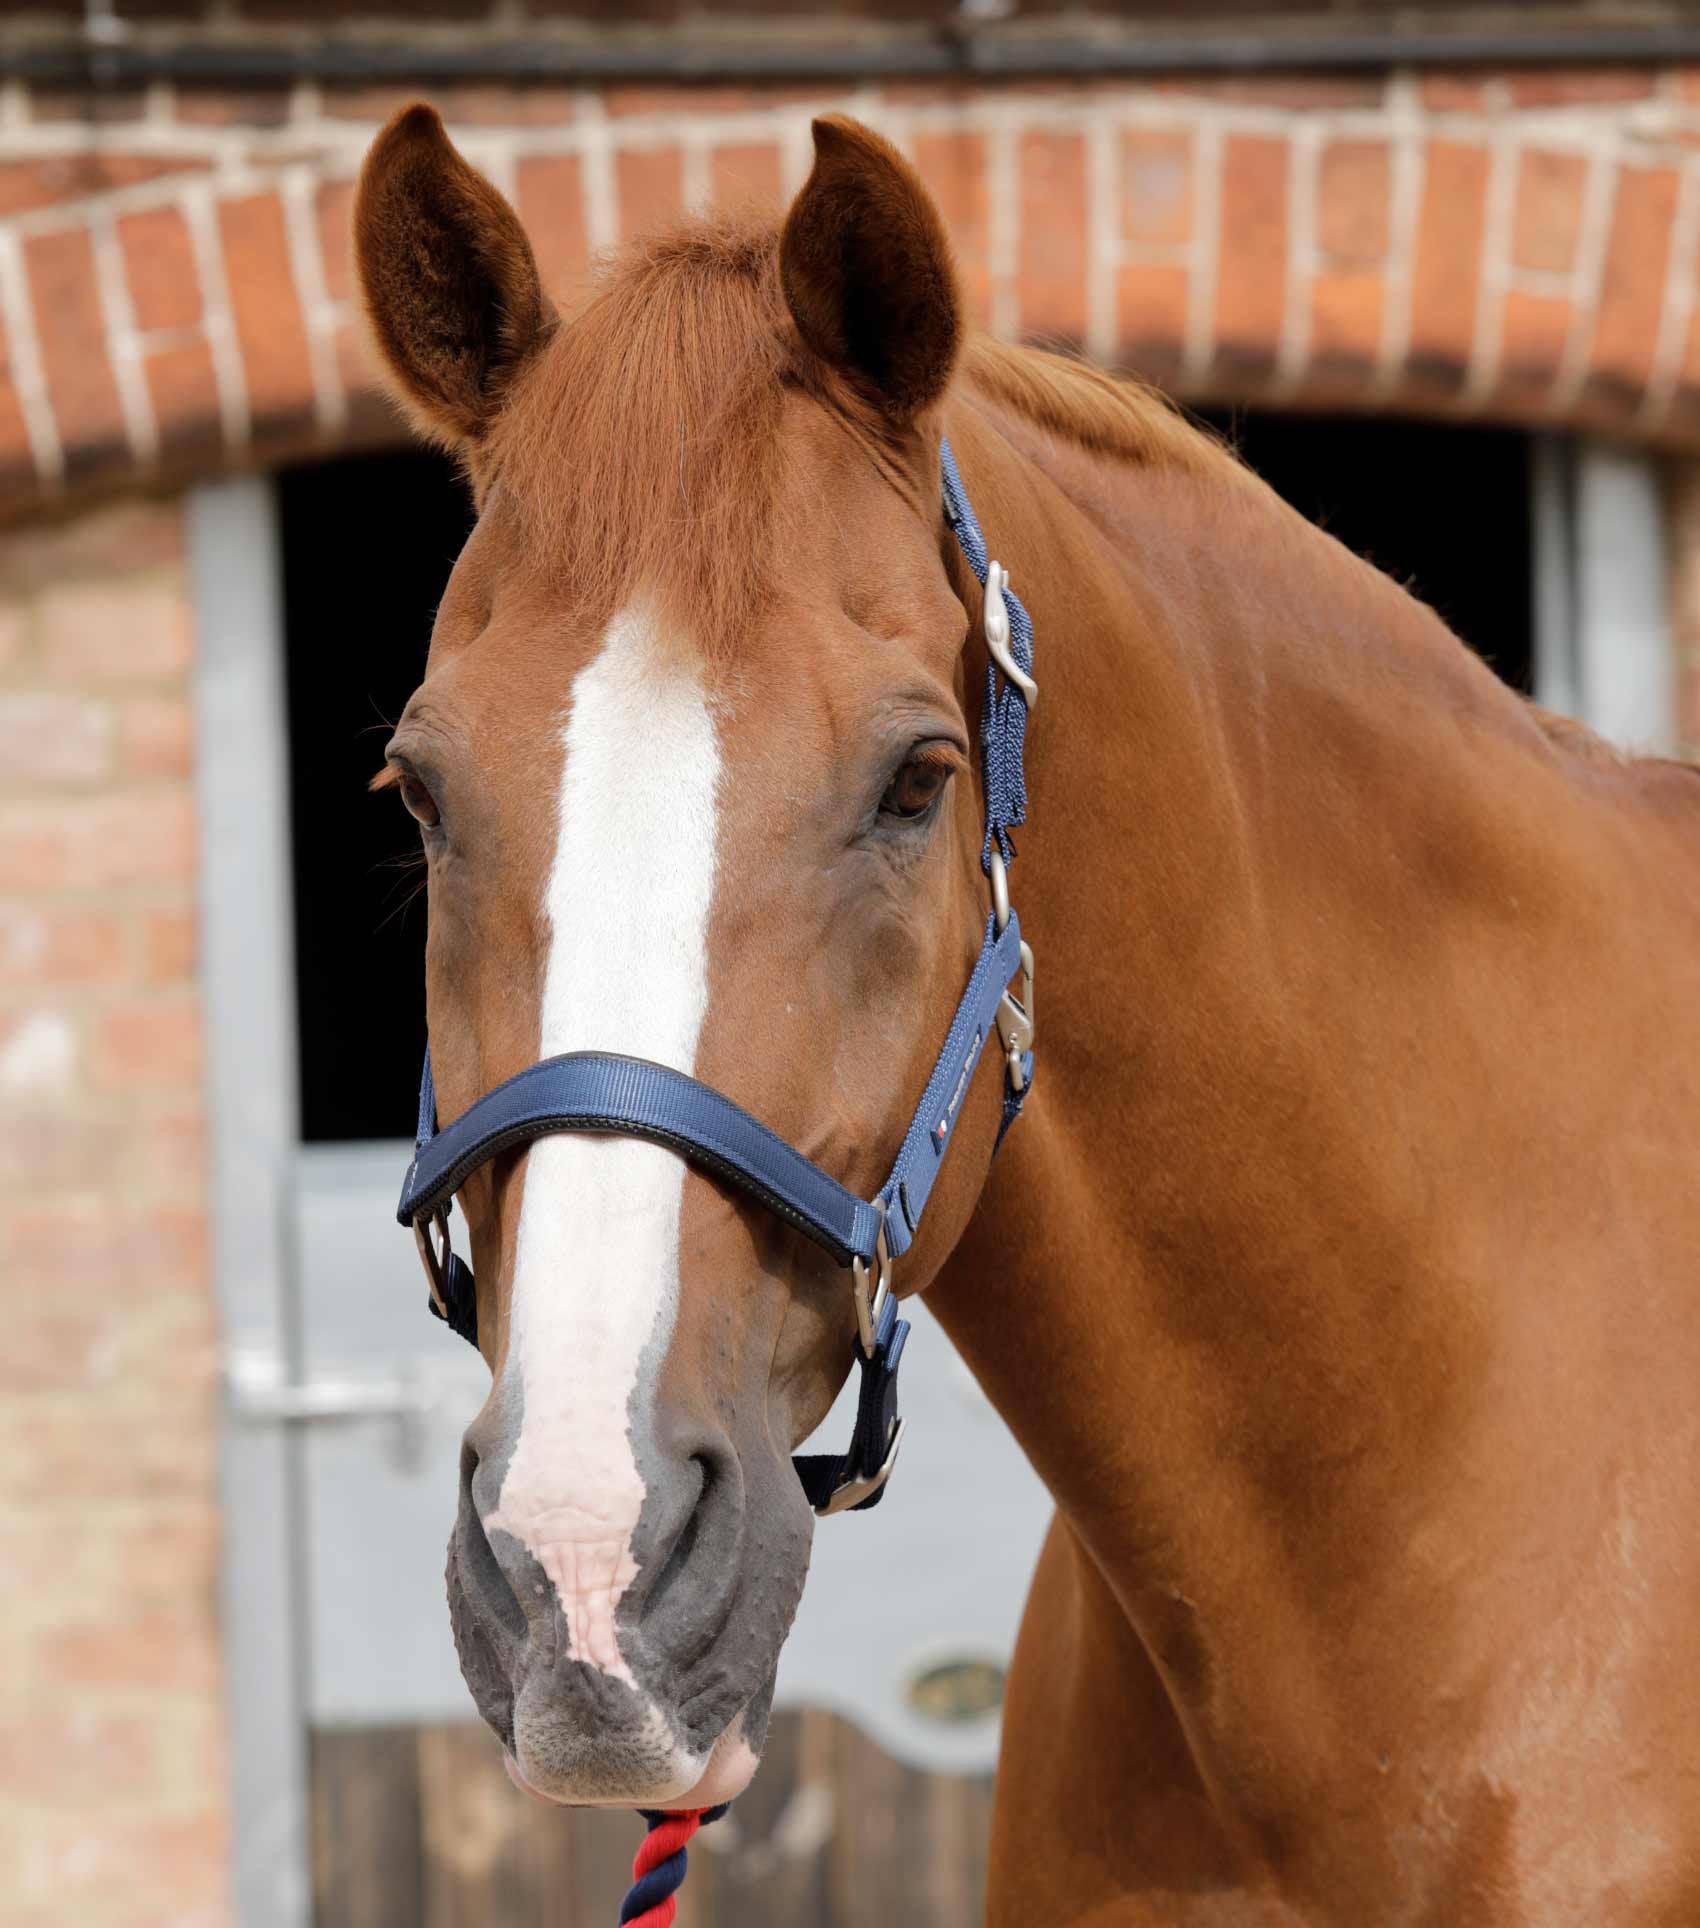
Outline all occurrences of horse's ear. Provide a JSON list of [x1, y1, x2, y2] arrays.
[[780, 116, 962, 424], [354, 103, 554, 448]]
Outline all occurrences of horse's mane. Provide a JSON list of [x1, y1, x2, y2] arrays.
[[486, 210, 1226, 658], [960, 333, 1229, 481]]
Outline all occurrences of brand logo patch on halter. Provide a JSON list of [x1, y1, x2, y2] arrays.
[[933, 1026, 984, 1156]]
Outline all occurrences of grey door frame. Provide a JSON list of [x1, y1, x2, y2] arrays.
[[1531, 435, 1674, 746], [192, 477, 312, 1928]]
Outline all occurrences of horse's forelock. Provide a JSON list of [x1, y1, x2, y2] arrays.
[[482, 212, 798, 662]]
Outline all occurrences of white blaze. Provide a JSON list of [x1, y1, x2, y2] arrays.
[[484, 604, 720, 1687]]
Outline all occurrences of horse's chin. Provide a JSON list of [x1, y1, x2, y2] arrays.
[[503, 1705, 763, 1810]]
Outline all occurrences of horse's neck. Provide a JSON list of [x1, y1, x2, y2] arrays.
[[928, 399, 1652, 1782]]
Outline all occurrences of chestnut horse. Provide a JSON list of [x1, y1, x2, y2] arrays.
[[354, 104, 1700, 1922]]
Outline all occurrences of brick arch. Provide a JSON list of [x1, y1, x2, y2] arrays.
[[4, 67, 1700, 509]]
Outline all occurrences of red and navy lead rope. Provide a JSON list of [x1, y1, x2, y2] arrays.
[[619, 1804, 730, 1926]]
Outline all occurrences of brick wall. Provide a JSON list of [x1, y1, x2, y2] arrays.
[[4, 70, 1700, 507], [5, 52, 1700, 1928], [0, 497, 230, 1928]]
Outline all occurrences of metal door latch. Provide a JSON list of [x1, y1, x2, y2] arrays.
[[224, 1348, 481, 1472]]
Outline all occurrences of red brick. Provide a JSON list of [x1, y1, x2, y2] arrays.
[[0, 1397, 215, 1506], [615, 147, 684, 244], [118, 205, 202, 335], [0, 601, 25, 670], [0, 1286, 216, 1400], [604, 85, 762, 119], [430, 84, 580, 127], [0, 1007, 76, 1096], [24, 227, 128, 478], [217, 191, 316, 436], [516, 154, 590, 307], [0, 159, 87, 219], [1122, 128, 1192, 251], [321, 84, 433, 124], [709, 142, 784, 213], [880, 80, 981, 110], [1679, 303, 1700, 397], [144, 339, 225, 462], [39, 574, 191, 683], [0, 790, 195, 892], [0, 355, 36, 496], [40, 1611, 221, 1693], [174, 84, 292, 127], [1156, 73, 1384, 110], [316, 177, 356, 306], [0, 1710, 160, 1807], [119, 693, 194, 777], [10, 1806, 228, 1903], [0, 905, 127, 986], [1408, 140, 1490, 389], [0, 497, 180, 588], [93, 996, 202, 1092], [1116, 263, 1189, 382], [1318, 140, 1389, 267], [1588, 164, 1679, 404], [0, 599, 26, 666], [141, 905, 196, 982], [119, 1102, 206, 1195], [1497, 289, 1571, 403], [104, 1511, 221, 1605], [1213, 133, 1288, 377], [916, 131, 989, 325], [0, 1112, 120, 1190], [7, 1203, 208, 1293], [28, 84, 146, 125], [1512, 150, 1588, 276], [0, 692, 112, 783], [0, 153, 202, 219], [1309, 268, 1384, 373], [1419, 74, 1500, 113], [1019, 130, 1088, 344], [1504, 68, 1657, 108]]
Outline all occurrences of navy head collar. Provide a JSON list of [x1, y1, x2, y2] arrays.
[[397, 435, 1036, 1517]]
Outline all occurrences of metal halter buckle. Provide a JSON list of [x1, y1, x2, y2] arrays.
[[997, 942, 1037, 1094], [988, 848, 1037, 1092], [984, 561, 1038, 709], [850, 1221, 892, 1359], [815, 1418, 908, 1517], [413, 1205, 455, 1322]]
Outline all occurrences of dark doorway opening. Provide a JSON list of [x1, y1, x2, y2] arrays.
[[280, 446, 472, 1144], [279, 415, 1534, 1144], [1198, 409, 1534, 694]]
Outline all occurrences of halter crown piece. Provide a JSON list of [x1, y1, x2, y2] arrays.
[[393, 437, 1037, 1916]]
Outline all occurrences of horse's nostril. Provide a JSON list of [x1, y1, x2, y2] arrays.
[[641, 1452, 711, 1625], [455, 1437, 528, 1645]]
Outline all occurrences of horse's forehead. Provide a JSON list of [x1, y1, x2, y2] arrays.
[[430, 414, 957, 768]]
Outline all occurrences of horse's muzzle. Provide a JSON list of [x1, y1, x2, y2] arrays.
[[445, 1424, 787, 1804]]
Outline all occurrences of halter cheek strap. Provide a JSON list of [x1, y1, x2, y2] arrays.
[[395, 434, 1036, 1517]]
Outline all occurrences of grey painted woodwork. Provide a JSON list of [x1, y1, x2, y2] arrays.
[[191, 477, 313, 1928]]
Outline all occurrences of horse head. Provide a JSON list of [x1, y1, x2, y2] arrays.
[[354, 105, 1019, 1808]]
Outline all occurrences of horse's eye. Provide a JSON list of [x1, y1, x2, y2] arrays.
[[396, 769, 441, 829], [881, 754, 952, 821]]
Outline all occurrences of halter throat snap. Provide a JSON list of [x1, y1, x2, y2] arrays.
[[396, 433, 1037, 1520]]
